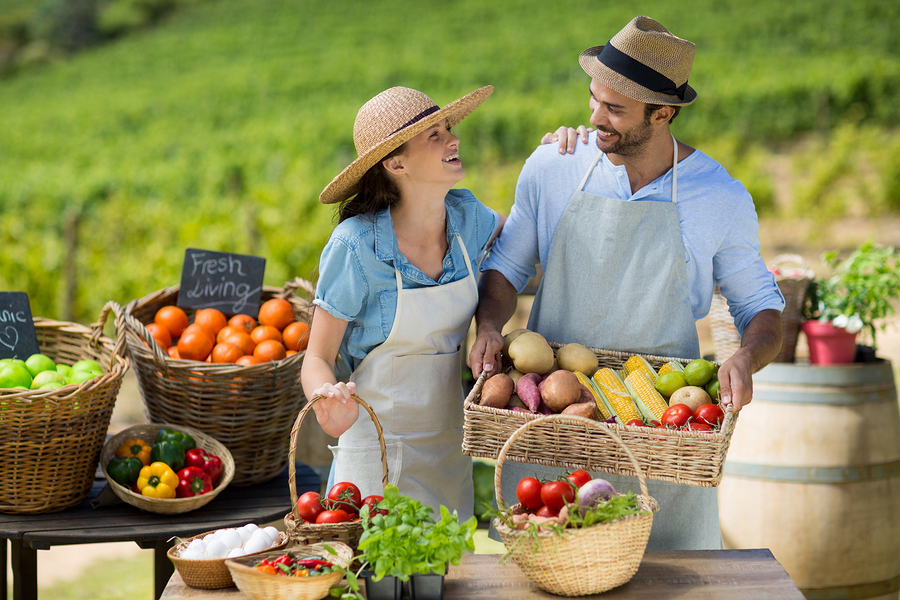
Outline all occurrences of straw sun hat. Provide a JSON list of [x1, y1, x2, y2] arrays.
[[320, 85, 494, 204], [579, 16, 696, 107]]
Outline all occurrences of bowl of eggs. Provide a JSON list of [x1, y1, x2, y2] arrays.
[[168, 523, 288, 589]]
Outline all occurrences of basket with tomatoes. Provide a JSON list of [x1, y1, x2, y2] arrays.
[[122, 278, 314, 485]]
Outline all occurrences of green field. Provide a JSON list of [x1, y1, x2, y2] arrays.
[[1, 0, 899, 324]]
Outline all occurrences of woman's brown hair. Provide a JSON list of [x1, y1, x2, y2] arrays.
[[337, 143, 407, 223]]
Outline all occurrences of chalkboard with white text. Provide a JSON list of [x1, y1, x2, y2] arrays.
[[0, 292, 41, 360], [177, 249, 266, 318]]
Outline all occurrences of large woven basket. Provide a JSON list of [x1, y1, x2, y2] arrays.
[[709, 254, 814, 363], [493, 415, 659, 596], [226, 542, 353, 600], [99, 422, 235, 514], [0, 302, 129, 514], [168, 528, 289, 589], [123, 278, 314, 485], [463, 344, 738, 487], [284, 393, 388, 551]]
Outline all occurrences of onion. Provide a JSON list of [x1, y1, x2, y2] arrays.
[[575, 478, 617, 515]]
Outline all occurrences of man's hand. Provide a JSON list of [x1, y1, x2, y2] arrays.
[[717, 309, 783, 411], [468, 270, 520, 378], [468, 328, 504, 379]]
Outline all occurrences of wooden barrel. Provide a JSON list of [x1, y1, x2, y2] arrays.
[[719, 361, 900, 600]]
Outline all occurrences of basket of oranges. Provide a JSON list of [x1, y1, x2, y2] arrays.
[[122, 278, 314, 485]]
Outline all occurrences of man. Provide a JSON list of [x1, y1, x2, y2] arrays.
[[468, 16, 784, 550]]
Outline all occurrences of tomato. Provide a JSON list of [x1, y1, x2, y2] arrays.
[[296, 491, 324, 523], [661, 404, 694, 428], [535, 504, 558, 518], [649, 420, 663, 428], [516, 477, 544, 510], [565, 470, 592, 489], [694, 403, 725, 428], [625, 418, 645, 427], [327, 482, 362, 514], [361, 494, 388, 516], [686, 422, 713, 432], [316, 509, 351, 524], [540, 480, 575, 512]]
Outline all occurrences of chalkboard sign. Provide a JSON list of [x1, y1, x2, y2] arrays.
[[0, 292, 41, 360], [178, 248, 266, 318]]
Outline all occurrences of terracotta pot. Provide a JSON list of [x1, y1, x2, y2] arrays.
[[801, 321, 858, 365]]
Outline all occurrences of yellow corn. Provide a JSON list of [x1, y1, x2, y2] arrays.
[[624, 354, 658, 383], [657, 361, 685, 376], [592, 368, 641, 423], [624, 371, 670, 422], [574, 371, 611, 419]]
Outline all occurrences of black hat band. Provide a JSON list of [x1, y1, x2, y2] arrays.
[[597, 42, 687, 100]]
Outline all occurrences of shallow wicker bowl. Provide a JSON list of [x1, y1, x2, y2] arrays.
[[167, 528, 289, 589], [226, 542, 353, 600], [99, 422, 235, 514]]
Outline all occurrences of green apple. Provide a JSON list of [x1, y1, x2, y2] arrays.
[[39, 381, 64, 390], [31, 370, 67, 389], [68, 370, 98, 385], [25, 354, 57, 378], [0, 363, 34, 389], [71, 359, 103, 376], [56, 364, 73, 379]]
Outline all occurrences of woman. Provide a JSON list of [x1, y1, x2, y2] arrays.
[[301, 85, 502, 522]]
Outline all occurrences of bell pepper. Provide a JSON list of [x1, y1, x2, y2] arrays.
[[106, 456, 143, 486], [116, 438, 152, 466], [137, 461, 178, 498], [184, 448, 223, 485], [154, 428, 196, 452], [150, 439, 185, 472], [176, 466, 213, 497]]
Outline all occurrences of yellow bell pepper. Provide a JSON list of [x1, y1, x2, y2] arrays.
[[116, 438, 152, 466], [137, 462, 178, 499]]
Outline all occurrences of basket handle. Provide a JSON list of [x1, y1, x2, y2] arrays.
[[122, 309, 171, 367], [288, 393, 389, 522], [494, 414, 651, 509], [89, 301, 129, 371], [280, 277, 316, 301]]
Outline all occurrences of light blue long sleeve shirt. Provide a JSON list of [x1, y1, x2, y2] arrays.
[[481, 131, 784, 335]]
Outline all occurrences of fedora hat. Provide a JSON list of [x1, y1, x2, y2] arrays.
[[320, 85, 494, 204], [579, 16, 696, 106]]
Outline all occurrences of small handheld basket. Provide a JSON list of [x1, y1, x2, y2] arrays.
[[123, 278, 314, 485], [0, 302, 130, 514], [284, 393, 388, 551], [494, 414, 659, 596]]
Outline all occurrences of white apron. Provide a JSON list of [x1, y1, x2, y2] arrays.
[[495, 137, 722, 550], [330, 234, 476, 523]]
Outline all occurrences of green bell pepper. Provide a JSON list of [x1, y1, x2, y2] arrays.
[[150, 439, 185, 472], [154, 428, 196, 452], [107, 456, 143, 486]]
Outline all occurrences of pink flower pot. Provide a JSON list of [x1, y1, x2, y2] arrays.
[[801, 321, 858, 365]]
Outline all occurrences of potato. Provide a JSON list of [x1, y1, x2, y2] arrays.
[[507, 331, 554, 375], [506, 393, 528, 410], [480, 373, 515, 408], [555, 343, 599, 377], [502, 328, 530, 357], [539, 370, 582, 412], [562, 401, 598, 420], [668, 385, 711, 412], [507, 369, 526, 386]]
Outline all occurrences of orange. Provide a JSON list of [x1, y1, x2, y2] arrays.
[[146, 322, 172, 349], [253, 339, 287, 362], [235, 355, 261, 366], [228, 314, 257, 334], [182, 323, 209, 338], [282, 321, 310, 352], [167, 346, 180, 359], [258, 298, 294, 332], [194, 308, 227, 337], [155, 305, 189, 339], [222, 330, 256, 357], [211, 342, 243, 363], [177, 328, 214, 362], [250, 325, 283, 346], [285, 350, 297, 357], [216, 325, 242, 345]]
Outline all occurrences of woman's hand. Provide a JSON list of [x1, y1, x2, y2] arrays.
[[540, 125, 593, 154], [310, 381, 359, 437]]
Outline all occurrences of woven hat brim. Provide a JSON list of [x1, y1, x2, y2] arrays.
[[320, 85, 494, 205], [579, 46, 696, 107]]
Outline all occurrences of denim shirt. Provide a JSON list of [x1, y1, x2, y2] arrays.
[[314, 188, 499, 373]]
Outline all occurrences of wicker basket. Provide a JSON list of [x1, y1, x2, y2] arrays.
[[99, 422, 235, 514], [167, 528, 289, 589], [284, 394, 388, 551], [226, 542, 353, 600], [0, 302, 130, 514], [493, 414, 659, 596], [463, 344, 738, 487], [123, 278, 314, 485], [709, 254, 814, 363]]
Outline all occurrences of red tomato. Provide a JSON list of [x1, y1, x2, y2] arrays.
[[686, 422, 713, 432], [540, 480, 575, 512], [296, 491, 324, 523], [661, 404, 694, 428], [327, 482, 362, 514], [361, 494, 388, 516], [516, 477, 544, 510], [625, 418, 646, 427], [694, 403, 725, 428], [316, 509, 351, 524], [536, 504, 558, 518], [565, 470, 592, 489], [649, 420, 663, 428]]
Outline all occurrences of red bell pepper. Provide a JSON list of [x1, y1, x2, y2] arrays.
[[176, 466, 213, 498], [184, 448, 223, 485]]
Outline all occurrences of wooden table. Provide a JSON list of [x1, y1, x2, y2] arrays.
[[1, 462, 319, 600], [160, 549, 805, 599]]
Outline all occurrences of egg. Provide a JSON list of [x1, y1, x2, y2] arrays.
[[187, 538, 206, 553], [205, 540, 229, 559], [226, 547, 247, 558], [262, 526, 280, 545], [241, 535, 268, 555], [237, 526, 254, 544], [242, 522, 259, 533], [179, 548, 207, 561], [218, 528, 243, 551]]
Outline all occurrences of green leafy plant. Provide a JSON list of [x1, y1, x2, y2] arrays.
[[804, 240, 900, 349]]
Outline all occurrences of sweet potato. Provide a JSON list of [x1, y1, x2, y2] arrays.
[[540, 370, 583, 412], [516, 372, 542, 412], [480, 373, 515, 408], [562, 401, 598, 420]]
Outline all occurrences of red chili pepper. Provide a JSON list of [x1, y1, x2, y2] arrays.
[[274, 554, 294, 566], [295, 559, 332, 569], [184, 448, 223, 485]]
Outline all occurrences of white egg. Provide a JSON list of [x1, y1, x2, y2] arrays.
[[218, 529, 243, 551], [205, 540, 229, 559], [241, 535, 268, 555], [180, 548, 207, 561], [226, 547, 247, 558], [262, 526, 280, 545], [187, 538, 206, 552], [237, 527, 254, 544], [242, 523, 259, 532]]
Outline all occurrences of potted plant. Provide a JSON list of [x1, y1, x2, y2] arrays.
[[802, 240, 900, 364], [330, 484, 478, 600]]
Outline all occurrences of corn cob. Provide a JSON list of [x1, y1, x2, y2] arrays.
[[657, 361, 685, 376], [574, 371, 611, 420], [624, 371, 670, 422], [592, 368, 641, 423], [624, 354, 658, 383]]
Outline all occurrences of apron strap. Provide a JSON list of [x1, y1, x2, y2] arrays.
[[578, 149, 605, 192], [671, 134, 679, 204]]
